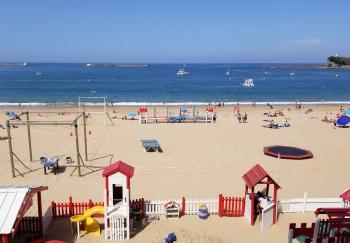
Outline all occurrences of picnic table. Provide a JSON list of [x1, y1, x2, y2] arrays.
[[141, 139, 161, 152], [40, 156, 59, 174]]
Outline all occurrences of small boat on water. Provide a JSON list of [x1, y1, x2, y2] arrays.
[[243, 78, 254, 87], [23, 62, 28, 66], [290, 65, 296, 76], [226, 65, 231, 76], [336, 74, 341, 78], [177, 65, 189, 76], [35, 72, 42, 76]]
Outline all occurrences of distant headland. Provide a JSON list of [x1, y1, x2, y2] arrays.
[[325, 55, 350, 67]]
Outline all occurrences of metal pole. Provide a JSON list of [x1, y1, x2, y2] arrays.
[[104, 97, 106, 127], [74, 123, 81, 177], [6, 120, 15, 178], [83, 112, 88, 161], [26, 112, 33, 162]]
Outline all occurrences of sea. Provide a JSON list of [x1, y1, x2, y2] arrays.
[[0, 63, 349, 106]]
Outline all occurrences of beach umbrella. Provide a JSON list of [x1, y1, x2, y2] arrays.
[[345, 109, 350, 116], [128, 112, 137, 118], [336, 116, 350, 126]]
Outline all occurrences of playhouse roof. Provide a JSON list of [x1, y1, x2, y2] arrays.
[[0, 185, 47, 234], [102, 161, 134, 178], [242, 164, 280, 189], [340, 188, 350, 202]]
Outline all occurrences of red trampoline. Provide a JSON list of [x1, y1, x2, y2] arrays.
[[264, 145, 313, 160]]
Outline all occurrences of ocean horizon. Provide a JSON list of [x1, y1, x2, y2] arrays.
[[1, 63, 349, 104]]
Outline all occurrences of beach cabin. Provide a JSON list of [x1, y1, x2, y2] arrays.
[[103, 161, 134, 240], [242, 164, 280, 231], [0, 185, 48, 243], [139, 107, 147, 124]]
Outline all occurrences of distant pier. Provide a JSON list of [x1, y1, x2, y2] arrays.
[[86, 63, 150, 68]]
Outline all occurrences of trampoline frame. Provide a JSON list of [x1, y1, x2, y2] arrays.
[[263, 145, 313, 160]]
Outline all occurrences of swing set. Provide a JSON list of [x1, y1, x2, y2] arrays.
[[5, 111, 101, 178]]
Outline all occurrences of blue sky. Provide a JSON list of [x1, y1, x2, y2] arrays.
[[0, 0, 349, 63]]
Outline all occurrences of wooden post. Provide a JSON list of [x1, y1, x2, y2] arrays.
[[251, 187, 255, 225], [26, 112, 33, 162], [37, 191, 43, 239], [218, 194, 223, 217], [82, 112, 88, 161], [303, 192, 307, 214], [2, 234, 9, 243], [74, 123, 81, 177], [6, 120, 15, 178], [51, 201, 56, 217], [266, 183, 270, 196], [181, 197, 185, 217], [69, 196, 73, 216], [273, 185, 278, 224]]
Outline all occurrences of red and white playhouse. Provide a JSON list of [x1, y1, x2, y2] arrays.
[[102, 161, 134, 240], [242, 164, 280, 230], [0, 185, 48, 243]]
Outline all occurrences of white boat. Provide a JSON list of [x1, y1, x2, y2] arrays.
[[336, 74, 341, 78], [226, 65, 231, 75], [243, 78, 254, 87], [290, 65, 296, 76], [177, 65, 189, 76], [86, 63, 92, 67], [23, 62, 28, 66]]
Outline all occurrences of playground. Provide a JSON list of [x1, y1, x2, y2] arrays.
[[0, 104, 350, 242]]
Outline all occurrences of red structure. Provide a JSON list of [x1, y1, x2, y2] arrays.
[[51, 197, 144, 218], [218, 195, 245, 217], [242, 164, 280, 225], [102, 161, 134, 207], [0, 186, 48, 243], [340, 188, 350, 202]]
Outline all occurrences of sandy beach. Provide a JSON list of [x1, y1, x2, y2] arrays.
[[0, 104, 349, 242]]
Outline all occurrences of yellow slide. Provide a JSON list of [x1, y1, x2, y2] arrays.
[[70, 206, 104, 236]]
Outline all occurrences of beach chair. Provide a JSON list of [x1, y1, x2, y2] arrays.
[[66, 156, 73, 164], [141, 139, 161, 152]]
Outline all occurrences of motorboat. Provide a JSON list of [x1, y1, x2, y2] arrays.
[[243, 78, 254, 87], [177, 65, 189, 76]]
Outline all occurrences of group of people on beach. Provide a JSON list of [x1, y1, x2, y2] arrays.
[[233, 105, 248, 123]]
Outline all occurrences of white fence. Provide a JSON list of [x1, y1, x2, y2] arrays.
[[109, 217, 128, 240], [278, 192, 346, 213], [144, 198, 218, 216], [185, 198, 218, 215], [142, 193, 347, 217]]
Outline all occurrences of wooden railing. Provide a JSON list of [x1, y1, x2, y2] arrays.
[[17, 216, 41, 236], [218, 194, 245, 217]]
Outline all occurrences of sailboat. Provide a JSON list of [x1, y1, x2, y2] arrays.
[[88, 79, 96, 93], [290, 65, 296, 76], [177, 64, 189, 76], [23, 62, 28, 66], [226, 65, 231, 76]]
